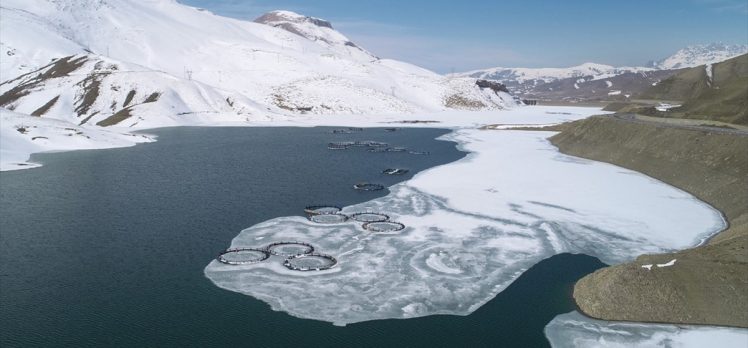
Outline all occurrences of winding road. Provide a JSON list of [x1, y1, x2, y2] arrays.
[[610, 113, 748, 137]]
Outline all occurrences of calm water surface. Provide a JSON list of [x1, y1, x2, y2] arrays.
[[0, 127, 604, 347]]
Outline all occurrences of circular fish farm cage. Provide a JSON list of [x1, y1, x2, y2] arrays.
[[331, 127, 363, 134], [266, 241, 315, 257], [353, 182, 385, 191], [362, 221, 406, 232], [382, 168, 409, 175], [283, 253, 338, 271], [304, 205, 342, 216], [309, 213, 349, 224], [328, 142, 353, 150], [349, 212, 390, 223], [365, 141, 389, 148], [218, 248, 270, 265]]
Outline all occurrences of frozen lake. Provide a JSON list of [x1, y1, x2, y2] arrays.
[[0, 125, 601, 347], [206, 129, 725, 325]]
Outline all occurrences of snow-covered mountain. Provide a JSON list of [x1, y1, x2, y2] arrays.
[[455, 63, 652, 85], [453, 43, 748, 100], [652, 43, 748, 70], [451, 63, 656, 99], [0, 0, 513, 130]]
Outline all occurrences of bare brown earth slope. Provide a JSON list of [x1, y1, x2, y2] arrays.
[[638, 54, 748, 125], [549, 116, 748, 327]]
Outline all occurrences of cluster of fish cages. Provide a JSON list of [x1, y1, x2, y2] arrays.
[[367, 146, 407, 153], [326, 127, 430, 155], [217, 241, 337, 271], [327, 140, 392, 150], [303, 205, 405, 232], [217, 204, 408, 270]]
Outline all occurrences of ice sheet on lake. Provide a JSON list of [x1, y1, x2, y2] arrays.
[[545, 311, 748, 348], [204, 129, 725, 325]]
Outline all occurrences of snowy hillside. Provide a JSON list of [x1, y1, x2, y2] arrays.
[[0, 107, 153, 171], [0, 0, 514, 129], [653, 43, 748, 70]]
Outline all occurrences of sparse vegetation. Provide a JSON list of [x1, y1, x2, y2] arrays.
[[31, 95, 60, 116], [444, 94, 486, 109], [96, 107, 133, 127], [143, 92, 161, 103], [272, 94, 296, 111], [74, 72, 108, 116], [123, 90, 136, 107], [0, 56, 88, 108]]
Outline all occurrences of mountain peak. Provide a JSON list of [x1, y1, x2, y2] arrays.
[[254, 9, 371, 57], [255, 10, 334, 30]]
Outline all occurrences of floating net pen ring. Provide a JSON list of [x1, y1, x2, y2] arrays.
[[362, 221, 405, 232], [217, 248, 271, 265], [266, 241, 315, 256], [304, 205, 342, 216], [283, 253, 338, 271], [349, 212, 390, 223], [353, 183, 384, 191], [382, 168, 409, 175], [309, 213, 349, 224]]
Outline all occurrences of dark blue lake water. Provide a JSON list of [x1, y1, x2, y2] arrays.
[[0, 127, 603, 347]]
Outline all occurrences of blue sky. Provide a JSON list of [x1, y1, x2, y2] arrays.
[[179, 0, 748, 73]]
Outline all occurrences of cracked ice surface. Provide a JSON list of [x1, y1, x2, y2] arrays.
[[204, 129, 725, 325], [545, 311, 748, 348]]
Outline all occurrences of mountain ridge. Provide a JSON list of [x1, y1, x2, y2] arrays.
[[452, 43, 748, 102]]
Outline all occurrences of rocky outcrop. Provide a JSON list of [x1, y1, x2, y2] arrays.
[[255, 11, 333, 29], [550, 116, 748, 327], [475, 79, 508, 94]]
